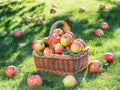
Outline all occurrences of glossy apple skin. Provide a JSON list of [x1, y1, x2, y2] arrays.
[[14, 30, 23, 37], [67, 17, 73, 23], [94, 29, 104, 37], [100, 22, 109, 30], [27, 74, 42, 87], [36, 18, 44, 25], [5, 65, 18, 77], [88, 60, 102, 73], [26, 17, 32, 23], [50, 8, 57, 14], [63, 75, 77, 87], [54, 28, 64, 37], [43, 47, 51, 54], [32, 40, 45, 51], [54, 44, 64, 54], [103, 53, 114, 63], [51, 33, 60, 44]]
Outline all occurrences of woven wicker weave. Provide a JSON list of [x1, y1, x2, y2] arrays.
[[32, 20, 89, 75]]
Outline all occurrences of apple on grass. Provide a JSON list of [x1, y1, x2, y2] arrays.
[[67, 17, 73, 23], [54, 28, 64, 37], [26, 16, 32, 23], [103, 53, 114, 63], [94, 29, 104, 37], [88, 60, 102, 73], [14, 30, 23, 37], [36, 18, 44, 25], [63, 75, 77, 87], [103, 6, 110, 12], [79, 7, 86, 12], [99, 4, 106, 10], [100, 22, 109, 30], [5, 65, 18, 77], [54, 43, 64, 54], [50, 8, 57, 14], [27, 74, 42, 87]]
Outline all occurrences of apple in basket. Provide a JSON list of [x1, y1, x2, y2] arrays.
[[76, 39, 86, 51], [67, 17, 73, 23], [88, 60, 102, 73], [63, 75, 78, 87], [32, 40, 45, 51], [36, 18, 44, 25], [79, 7, 86, 12], [52, 32, 61, 44], [5, 65, 18, 77], [102, 53, 114, 63], [50, 8, 57, 14], [60, 33, 72, 47], [43, 47, 51, 54], [70, 40, 82, 53], [14, 30, 23, 37], [100, 22, 109, 30], [44, 37, 50, 45], [26, 16, 32, 23], [66, 32, 75, 43], [54, 43, 64, 54], [27, 74, 42, 87], [54, 28, 64, 37], [94, 29, 104, 37]]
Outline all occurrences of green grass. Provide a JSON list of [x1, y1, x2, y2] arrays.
[[0, 0, 120, 90]]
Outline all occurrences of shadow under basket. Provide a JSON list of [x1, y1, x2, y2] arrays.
[[32, 47, 89, 75]]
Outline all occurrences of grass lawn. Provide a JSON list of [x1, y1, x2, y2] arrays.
[[0, 0, 120, 90]]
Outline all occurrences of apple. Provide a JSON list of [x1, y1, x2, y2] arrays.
[[70, 40, 82, 53], [51, 32, 60, 44], [36, 18, 44, 25], [44, 37, 50, 45], [67, 17, 73, 23], [60, 33, 72, 47], [32, 40, 45, 51], [100, 22, 109, 30], [43, 47, 51, 54], [26, 16, 32, 23], [63, 75, 77, 87], [14, 30, 23, 37], [103, 6, 110, 12], [76, 39, 86, 52], [27, 74, 42, 87], [88, 60, 102, 73], [94, 29, 104, 37], [54, 43, 64, 54], [50, 8, 57, 14], [79, 7, 86, 12], [54, 28, 64, 37], [99, 4, 106, 10], [66, 32, 75, 43], [5, 65, 18, 77], [103, 53, 114, 63]]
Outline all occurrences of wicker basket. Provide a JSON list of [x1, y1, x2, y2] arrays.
[[32, 20, 89, 75]]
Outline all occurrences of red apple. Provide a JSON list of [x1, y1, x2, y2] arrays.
[[100, 22, 109, 30], [54, 28, 64, 37], [54, 43, 64, 54], [32, 40, 45, 51], [5, 65, 18, 77], [43, 47, 51, 54], [88, 60, 102, 73], [14, 30, 23, 37], [103, 53, 114, 63], [76, 39, 86, 52], [70, 40, 82, 53], [79, 7, 86, 12], [36, 18, 44, 25], [26, 17, 32, 23], [51, 32, 60, 44], [103, 6, 110, 12], [27, 74, 42, 87], [94, 29, 104, 37], [67, 17, 73, 23], [44, 37, 50, 45], [99, 4, 106, 10], [63, 75, 77, 87], [66, 32, 75, 43], [60, 33, 72, 47], [50, 8, 57, 14]]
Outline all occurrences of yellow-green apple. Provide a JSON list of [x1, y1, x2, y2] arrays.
[[79, 7, 86, 12], [32, 40, 45, 51], [66, 32, 75, 43], [63, 75, 77, 87], [54, 28, 64, 37], [54, 43, 64, 54], [88, 60, 102, 73], [26, 16, 32, 23], [76, 39, 86, 52], [51, 32, 60, 44], [14, 30, 23, 37], [103, 53, 114, 63], [43, 47, 51, 54], [36, 18, 44, 25], [50, 8, 57, 14], [100, 22, 109, 30], [67, 17, 73, 23], [94, 29, 104, 37], [70, 40, 82, 53], [60, 33, 72, 47], [99, 4, 106, 10], [27, 74, 42, 87], [5, 65, 18, 77]]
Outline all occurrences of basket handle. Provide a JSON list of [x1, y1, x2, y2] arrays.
[[49, 20, 71, 53]]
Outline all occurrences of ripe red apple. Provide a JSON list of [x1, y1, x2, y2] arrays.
[[43, 47, 51, 54], [27, 74, 42, 87], [14, 30, 23, 37], [54, 43, 64, 54], [32, 40, 45, 51], [79, 7, 86, 12], [103, 53, 114, 63], [36, 18, 44, 25], [50, 8, 57, 14], [76, 39, 86, 52], [5, 65, 18, 77], [67, 17, 73, 23], [103, 6, 110, 12], [66, 32, 75, 43], [99, 4, 106, 10], [88, 60, 102, 73], [63, 75, 77, 87], [60, 33, 72, 47], [70, 40, 82, 53], [94, 29, 104, 37], [44, 37, 50, 45], [26, 17, 32, 23], [54, 28, 64, 37], [100, 22, 109, 30], [51, 32, 60, 44]]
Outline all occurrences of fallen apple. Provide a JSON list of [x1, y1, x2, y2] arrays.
[[79, 7, 86, 12], [100, 22, 109, 30], [99, 4, 106, 10], [103, 6, 110, 12], [36, 18, 44, 25], [50, 8, 57, 14], [14, 30, 23, 37], [103, 53, 114, 63], [94, 29, 104, 37], [67, 17, 73, 23], [26, 16, 32, 23]]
